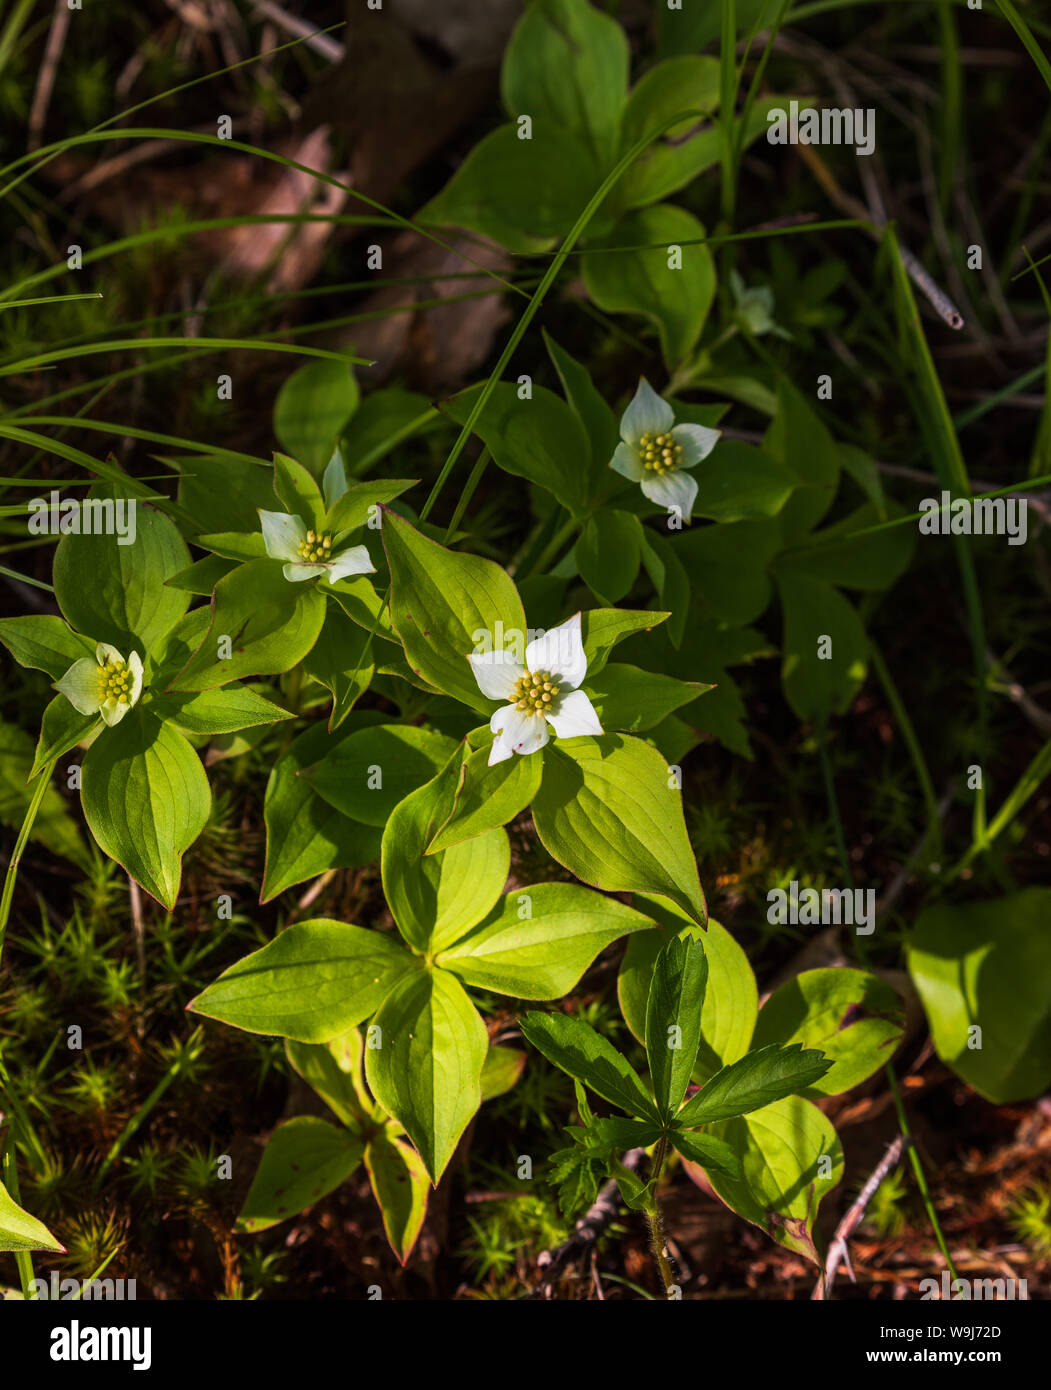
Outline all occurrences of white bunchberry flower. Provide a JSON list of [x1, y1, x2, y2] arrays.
[[54, 643, 144, 727], [259, 510, 375, 585], [609, 377, 721, 521], [468, 613, 603, 766]]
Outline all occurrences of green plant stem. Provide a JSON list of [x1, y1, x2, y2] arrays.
[[886, 1064, 958, 1281], [946, 733, 1051, 881], [644, 1135, 676, 1295], [0, 754, 56, 967]]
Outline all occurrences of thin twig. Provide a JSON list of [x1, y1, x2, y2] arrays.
[[28, 0, 71, 151], [815, 1135, 906, 1300]]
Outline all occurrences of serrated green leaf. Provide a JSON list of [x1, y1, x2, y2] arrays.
[[675, 1043, 832, 1127], [520, 1009, 660, 1123], [646, 935, 708, 1120]]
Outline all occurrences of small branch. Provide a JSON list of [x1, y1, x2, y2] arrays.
[[814, 1135, 905, 1299]]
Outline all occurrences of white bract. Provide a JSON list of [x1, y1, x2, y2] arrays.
[[55, 643, 144, 727], [609, 377, 721, 521], [468, 613, 602, 766], [259, 510, 374, 584]]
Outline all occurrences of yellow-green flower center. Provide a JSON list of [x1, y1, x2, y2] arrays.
[[639, 431, 683, 476], [296, 530, 333, 562], [512, 669, 561, 715], [97, 658, 132, 705]]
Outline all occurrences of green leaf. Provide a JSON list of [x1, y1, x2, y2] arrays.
[[274, 359, 359, 476], [365, 968, 489, 1183], [694, 440, 797, 523], [753, 969, 904, 1097], [302, 604, 374, 730], [177, 454, 275, 535], [285, 1034, 367, 1128], [170, 558, 326, 691], [444, 382, 591, 514], [638, 530, 691, 648], [684, 1096, 843, 1264], [382, 509, 526, 715], [0, 720, 87, 868], [438, 882, 653, 999], [774, 500, 916, 591], [261, 718, 384, 902], [502, 0, 629, 167], [676, 518, 779, 627], [324, 478, 416, 538], [381, 765, 510, 953], [618, 903, 758, 1085], [577, 511, 643, 602], [907, 888, 1051, 1103], [30, 696, 99, 778], [533, 734, 706, 925], [303, 724, 457, 827], [670, 1129, 740, 1180], [615, 56, 722, 211], [426, 740, 543, 854], [188, 919, 415, 1043], [364, 1127, 430, 1263], [80, 708, 210, 909], [543, 332, 617, 495], [166, 553, 238, 596], [195, 531, 268, 562], [520, 1009, 661, 1124], [235, 1116, 364, 1233], [421, 120, 601, 254], [581, 607, 668, 677], [0, 1180, 65, 1253], [675, 1043, 832, 1127], [763, 380, 839, 540], [479, 1043, 527, 1102], [53, 485, 191, 655], [583, 205, 716, 367], [149, 685, 291, 736], [0, 615, 94, 678], [272, 451, 325, 529], [646, 935, 708, 1120], [586, 662, 709, 734], [776, 571, 868, 723]]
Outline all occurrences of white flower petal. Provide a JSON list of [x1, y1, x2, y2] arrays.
[[324, 544, 375, 584], [525, 612, 587, 689], [620, 377, 674, 443], [54, 658, 101, 716], [489, 703, 550, 759], [95, 642, 122, 667], [671, 423, 721, 469], [322, 450, 348, 509], [282, 560, 326, 583], [471, 650, 525, 700], [100, 696, 132, 727], [641, 469, 698, 520], [488, 730, 515, 766], [546, 689, 603, 740], [127, 651, 144, 707], [609, 440, 644, 482], [260, 509, 307, 562]]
